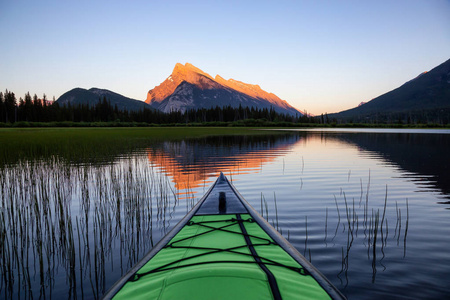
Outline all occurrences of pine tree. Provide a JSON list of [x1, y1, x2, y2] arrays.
[[4, 90, 17, 123], [0, 92, 4, 123]]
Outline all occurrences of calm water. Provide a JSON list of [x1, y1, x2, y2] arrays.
[[1, 129, 449, 299]]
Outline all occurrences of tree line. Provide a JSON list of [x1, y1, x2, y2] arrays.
[[0, 90, 317, 125], [329, 109, 450, 126], [2, 89, 447, 126]]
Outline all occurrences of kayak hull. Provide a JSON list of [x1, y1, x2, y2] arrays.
[[103, 173, 345, 300]]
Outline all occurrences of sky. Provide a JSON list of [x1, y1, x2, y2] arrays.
[[1, 0, 449, 115]]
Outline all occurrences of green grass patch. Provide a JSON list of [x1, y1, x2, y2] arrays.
[[0, 127, 282, 165]]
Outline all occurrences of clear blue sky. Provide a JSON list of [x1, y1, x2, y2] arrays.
[[1, 0, 449, 115]]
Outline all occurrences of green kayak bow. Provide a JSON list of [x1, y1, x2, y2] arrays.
[[103, 172, 345, 300]]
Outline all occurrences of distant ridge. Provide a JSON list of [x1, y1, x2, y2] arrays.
[[331, 58, 450, 121], [56, 88, 153, 112], [146, 63, 302, 116]]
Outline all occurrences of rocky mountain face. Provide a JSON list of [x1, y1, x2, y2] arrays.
[[146, 63, 302, 116], [56, 88, 153, 112], [331, 58, 450, 121]]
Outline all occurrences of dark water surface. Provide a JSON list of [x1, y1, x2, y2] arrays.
[[1, 129, 449, 299]]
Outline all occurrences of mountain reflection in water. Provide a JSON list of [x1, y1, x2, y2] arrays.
[[1, 130, 449, 299], [145, 134, 301, 195], [338, 132, 450, 201]]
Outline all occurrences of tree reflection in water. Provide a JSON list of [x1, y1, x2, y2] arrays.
[[1, 130, 449, 299]]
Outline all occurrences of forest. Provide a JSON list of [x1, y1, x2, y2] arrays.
[[0, 90, 316, 126], [1, 90, 448, 127]]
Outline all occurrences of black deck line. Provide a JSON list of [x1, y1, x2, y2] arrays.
[[236, 214, 282, 300], [227, 176, 346, 300]]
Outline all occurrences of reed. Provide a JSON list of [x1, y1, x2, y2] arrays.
[[404, 198, 409, 258], [324, 172, 410, 285], [0, 154, 184, 299]]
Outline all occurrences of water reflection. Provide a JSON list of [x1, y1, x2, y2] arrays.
[[145, 134, 301, 194], [0, 130, 449, 299], [316, 132, 450, 202]]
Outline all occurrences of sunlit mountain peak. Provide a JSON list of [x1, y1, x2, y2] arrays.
[[145, 63, 302, 115]]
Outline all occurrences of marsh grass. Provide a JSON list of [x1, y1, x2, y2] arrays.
[[0, 127, 281, 165], [0, 156, 182, 299], [323, 179, 410, 287]]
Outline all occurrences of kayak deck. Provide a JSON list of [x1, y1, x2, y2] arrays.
[[104, 173, 345, 300]]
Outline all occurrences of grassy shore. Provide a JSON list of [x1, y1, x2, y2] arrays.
[[2, 124, 448, 164], [0, 127, 280, 164], [0, 126, 265, 139]]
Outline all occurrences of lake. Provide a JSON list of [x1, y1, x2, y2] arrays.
[[1, 128, 449, 299]]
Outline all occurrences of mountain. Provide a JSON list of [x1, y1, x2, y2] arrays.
[[146, 63, 302, 116], [56, 88, 153, 112], [331, 58, 450, 121]]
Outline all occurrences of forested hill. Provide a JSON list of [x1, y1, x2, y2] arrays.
[[56, 88, 153, 112], [330, 58, 450, 123]]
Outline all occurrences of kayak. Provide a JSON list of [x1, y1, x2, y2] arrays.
[[103, 172, 345, 300]]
